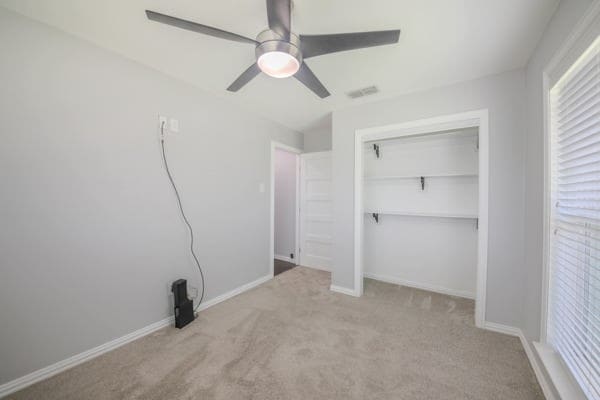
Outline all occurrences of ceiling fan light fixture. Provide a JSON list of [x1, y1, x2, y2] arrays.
[[257, 51, 300, 78], [145, 8, 400, 98], [254, 30, 302, 79]]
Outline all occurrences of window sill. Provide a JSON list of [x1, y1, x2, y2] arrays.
[[533, 342, 587, 400]]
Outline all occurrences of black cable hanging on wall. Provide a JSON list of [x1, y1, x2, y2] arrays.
[[159, 121, 205, 311]]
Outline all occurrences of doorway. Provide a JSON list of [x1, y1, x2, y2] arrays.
[[270, 142, 301, 277]]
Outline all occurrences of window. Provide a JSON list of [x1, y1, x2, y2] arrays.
[[548, 36, 600, 399]]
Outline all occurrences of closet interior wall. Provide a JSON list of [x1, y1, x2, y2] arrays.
[[363, 128, 480, 299]]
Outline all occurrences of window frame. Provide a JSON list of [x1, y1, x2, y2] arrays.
[[540, 3, 600, 399]]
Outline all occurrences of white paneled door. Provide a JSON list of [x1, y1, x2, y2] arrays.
[[299, 152, 332, 271]]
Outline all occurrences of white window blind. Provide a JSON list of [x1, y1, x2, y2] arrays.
[[549, 36, 600, 400]]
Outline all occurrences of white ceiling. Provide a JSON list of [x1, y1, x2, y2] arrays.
[[0, 0, 558, 132]]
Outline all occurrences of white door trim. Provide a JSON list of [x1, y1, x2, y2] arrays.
[[270, 141, 302, 277], [353, 109, 489, 328]]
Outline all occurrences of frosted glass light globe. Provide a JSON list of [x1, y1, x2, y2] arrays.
[[257, 51, 300, 78]]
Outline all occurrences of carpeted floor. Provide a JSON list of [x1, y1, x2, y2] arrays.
[[8, 267, 544, 400]]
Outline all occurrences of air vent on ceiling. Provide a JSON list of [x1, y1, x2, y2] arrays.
[[347, 85, 379, 99]]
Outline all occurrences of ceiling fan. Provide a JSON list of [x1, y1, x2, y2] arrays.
[[145, 1, 400, 98]]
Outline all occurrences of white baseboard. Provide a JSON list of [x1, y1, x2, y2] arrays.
[[482, 322, 555, 400], [330, 284, 360, 297], [0, 274, 272, 399], [482, 321, 522, 337], [0, 316, 172, 399], [274, 254, 295, 263], [195, 274, 271, 311], [363, 272, 476, 300]]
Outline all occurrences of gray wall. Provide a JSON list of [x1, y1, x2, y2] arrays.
[[331, 70, 527, 328], [303, 130, 332, 152], [0, 8, 302, 384], [522, 0, 592, 341], [274, 149, 297, 259], [303, 115, 332, 152]]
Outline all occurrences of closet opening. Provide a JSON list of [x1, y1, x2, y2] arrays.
[[353, 110, 489, 327]]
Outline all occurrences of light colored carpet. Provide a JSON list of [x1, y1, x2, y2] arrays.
[[8, 267, 543, 400]]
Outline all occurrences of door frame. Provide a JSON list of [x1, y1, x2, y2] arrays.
[[270, 141, 302, 278], [353, 109, 489, 328]]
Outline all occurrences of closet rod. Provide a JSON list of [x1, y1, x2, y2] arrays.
[[364, 210, 478, 219], [364, 173, 478, 180]]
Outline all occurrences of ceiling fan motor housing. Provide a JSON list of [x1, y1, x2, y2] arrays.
[[255, 29, 302, 64]]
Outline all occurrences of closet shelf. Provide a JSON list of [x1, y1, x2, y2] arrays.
[[364, 210, 478, 219], [363, 173, 477, 181]]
